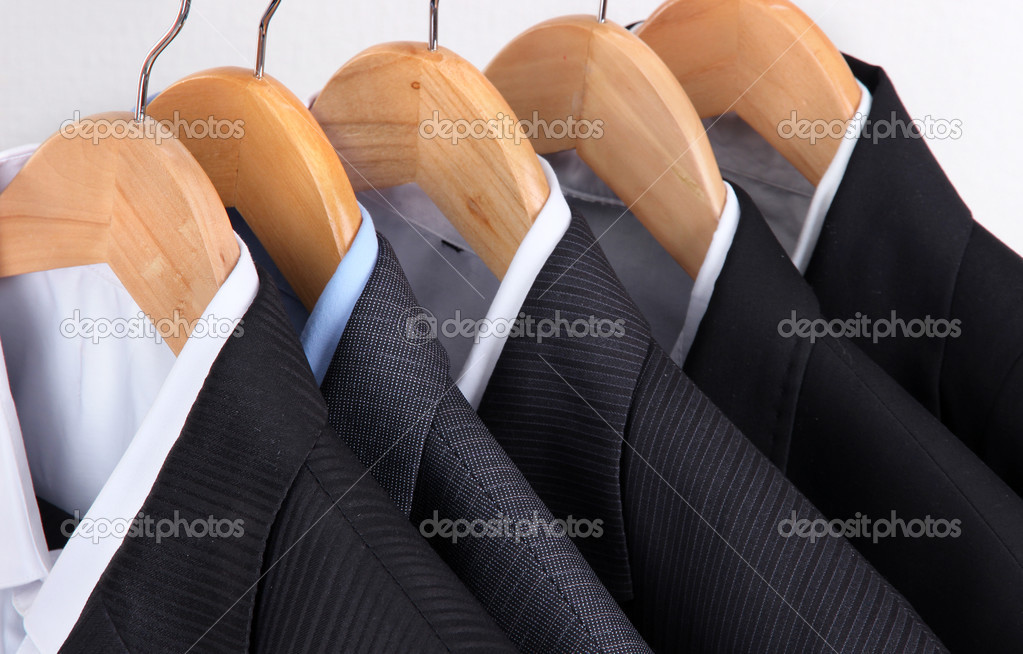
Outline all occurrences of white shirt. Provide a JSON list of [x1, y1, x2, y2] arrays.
[[457, 83, 873, 404], [0, 145, 259, 654]]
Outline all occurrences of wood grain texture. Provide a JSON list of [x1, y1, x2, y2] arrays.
[[486, 16, 726, 279], [637, 0, 862, 185], [0, 112, 238, 355], [149, 67, 361, 310], [312, 43, 550, 281]]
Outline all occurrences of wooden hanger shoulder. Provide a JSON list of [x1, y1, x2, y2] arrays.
[[487, 16, 726, 278], [148, 67, 360, 310], [0, 112, 238, 354], [636, 0, 861, 185], [312, 43, 550, 280]]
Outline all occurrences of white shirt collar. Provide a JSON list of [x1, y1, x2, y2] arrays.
[[0, 144, 259, 653], [672, 183, 742, 363], [456, 157, 571, 409], [0, 348, 50, 591], [790, 80, 873, 272]]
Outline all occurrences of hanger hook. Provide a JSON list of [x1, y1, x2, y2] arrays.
[[135, 0, 192, 123], [429, 0, 439, 51], [598, 0, 608, 23], [255, 0, 282, 79]]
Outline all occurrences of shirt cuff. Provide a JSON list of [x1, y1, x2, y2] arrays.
[[670, 182, 741, 365]]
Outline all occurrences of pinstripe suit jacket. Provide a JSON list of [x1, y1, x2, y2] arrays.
[[59, 271, 515, 653], [318, 237, 651, 653], [476, 216, 946, 653]]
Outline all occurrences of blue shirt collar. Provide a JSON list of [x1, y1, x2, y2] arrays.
[[302, 203, 379, 384]]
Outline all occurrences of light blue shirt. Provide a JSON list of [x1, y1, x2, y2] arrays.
[[233, 203, 378, 385], [301, 204, 379, 384]]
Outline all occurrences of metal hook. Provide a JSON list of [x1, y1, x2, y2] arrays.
[[135, 0, 192, 122], [255, 0, 282, 79], [598, 0, 608, 23], [429, 0, 439, 51]]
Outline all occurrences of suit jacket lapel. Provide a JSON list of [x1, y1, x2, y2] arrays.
[[685, 188, 816, 468], [477, 215, 654, 601], [319, 236, 441, 516], [806, 57, 972, 417]]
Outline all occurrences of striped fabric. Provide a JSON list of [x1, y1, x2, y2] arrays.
[[320, 238, 652, 653], [477, 216, 947, 653], [61, 271, 515, 653]]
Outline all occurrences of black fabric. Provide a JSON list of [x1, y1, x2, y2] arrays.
[[320, 237, 650, 653], [477, 215, 944, 653], [60, 270, 513, 653], [228, 208, 309, 334], [36, 496, 72, 551], [804, 57, 1023, 497], [685, 188, 1023, 653]]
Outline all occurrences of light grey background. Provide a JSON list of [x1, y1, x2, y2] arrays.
[[2, 1, 1020, 254]]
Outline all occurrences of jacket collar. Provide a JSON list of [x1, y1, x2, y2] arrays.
[[478, 215, 656, 601], [685, 185, 819, 468], [59, 270, 328, 652], [319, 237, 444, 517], [805, 57, 974, 413]]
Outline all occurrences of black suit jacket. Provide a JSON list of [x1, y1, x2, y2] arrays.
[[318, 237, 650, 653], [684, 189, 1023, 653], [803, 57, 1023, 497], [476, 217, 944, 653], [60, 271, 514, 653]]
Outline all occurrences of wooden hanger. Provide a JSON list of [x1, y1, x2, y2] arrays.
[[0, 0, 237, 356], [485, 5, 727, 278], [311, 0, 549, 280], [636, 0, 862, 186], [147, 0, 360, 310]]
